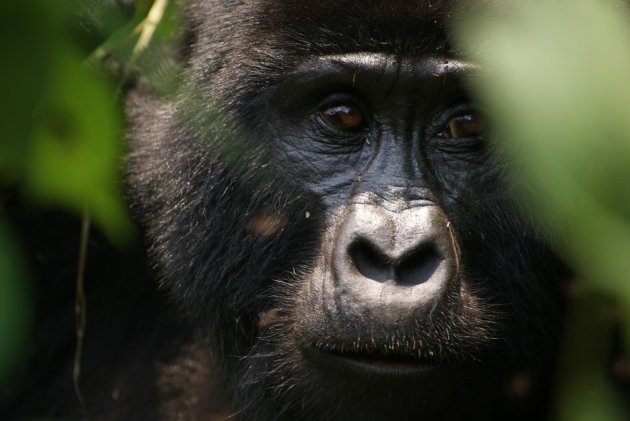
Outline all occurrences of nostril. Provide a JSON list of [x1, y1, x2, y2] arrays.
[[348, 238, 443, 286], [395, 245, 442, 286], [348, 239, 391, 282]]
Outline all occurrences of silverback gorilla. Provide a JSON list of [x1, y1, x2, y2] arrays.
[[2, 0, 573, 420]]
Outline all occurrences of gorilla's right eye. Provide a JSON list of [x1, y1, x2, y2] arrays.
[[319, 103, 365, 133], [439, 111, 486, 140]]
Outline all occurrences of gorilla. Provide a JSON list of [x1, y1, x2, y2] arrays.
[[1, 0, 571, 420]]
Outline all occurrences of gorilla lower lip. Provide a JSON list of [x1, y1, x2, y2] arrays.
[[307, 346, 442, 377]]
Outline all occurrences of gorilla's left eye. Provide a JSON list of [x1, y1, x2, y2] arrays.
[[440, 112, 486, 139], [319, 103, 365, 133]]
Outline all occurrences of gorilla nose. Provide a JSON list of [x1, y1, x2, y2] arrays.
[[332, 202, 460, 320]]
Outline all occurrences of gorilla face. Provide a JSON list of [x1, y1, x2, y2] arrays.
[[128, 1, 569, 420], [274, 53, 495, 370]]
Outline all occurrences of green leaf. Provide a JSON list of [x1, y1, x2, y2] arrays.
[[454, 1, 630, 419], [454, 0, 630, 301], [0, 0, 71, 181], [26, 46, 133, 245]]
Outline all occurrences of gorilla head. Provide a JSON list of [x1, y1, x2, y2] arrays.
[[128, 1, 569, 419]]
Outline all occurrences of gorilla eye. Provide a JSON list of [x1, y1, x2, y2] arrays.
[[440, 112, 486, 139], [319, 103, 365, 132]]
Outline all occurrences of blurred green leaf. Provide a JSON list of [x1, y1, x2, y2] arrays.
[[455, 0, 630, 301], [0, 219, 30, 386], [87, 0, 181, 77], [454, 0, 630, 418], [78, 0, 135, 41], [1, 0, 134, 244], [0, 0, 71, 181], [86, 2, 150, 66], [26, 45, 133, 245]]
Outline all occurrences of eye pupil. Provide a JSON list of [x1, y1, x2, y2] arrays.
[[320, 104, 364, 132], [441, 112, 486, 139]]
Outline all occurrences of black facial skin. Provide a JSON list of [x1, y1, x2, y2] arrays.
[[7, 1, 565, 420]]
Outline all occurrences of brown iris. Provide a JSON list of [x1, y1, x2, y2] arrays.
[[441, 112, 486, 139], [320, 103, 365, 132]]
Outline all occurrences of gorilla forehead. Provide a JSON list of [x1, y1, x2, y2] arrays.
[[186, 0, 455, 57], [257, 0, 453, 32], [185, 0, 460, 116]]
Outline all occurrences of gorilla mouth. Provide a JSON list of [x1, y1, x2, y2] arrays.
[[307, 343, 444, 377]]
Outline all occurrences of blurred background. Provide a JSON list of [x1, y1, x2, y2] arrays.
[[0, 0, 628, 419]]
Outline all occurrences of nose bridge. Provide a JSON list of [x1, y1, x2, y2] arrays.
[[344, 198, 440, 259], [358, 130, 431, 203]]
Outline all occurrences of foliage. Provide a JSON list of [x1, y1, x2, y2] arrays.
[[0, 0, 179, 387], [454, 0, 630, 419]]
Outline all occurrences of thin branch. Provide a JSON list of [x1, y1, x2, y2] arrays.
[[117, 0, 170, 92], [132, 0, 170, 57], [73, 207, 90, 420]]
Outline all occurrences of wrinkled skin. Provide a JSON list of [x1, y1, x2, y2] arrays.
[[127, 1, 569, 420], [0, 1, 571, 420]]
